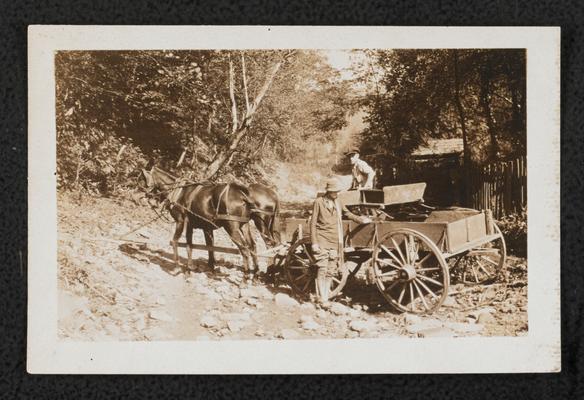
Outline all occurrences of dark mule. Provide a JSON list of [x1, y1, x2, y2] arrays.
[[140, 166, 257, 278]]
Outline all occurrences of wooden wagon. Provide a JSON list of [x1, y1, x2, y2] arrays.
[[273, 183, 507, 314]]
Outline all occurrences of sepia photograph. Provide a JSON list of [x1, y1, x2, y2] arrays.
[[55, 47, 527, 341], [28, 26, 559, 373]]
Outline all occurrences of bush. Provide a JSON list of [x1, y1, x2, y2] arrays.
[[497, 208, 527, 257], [57, 126, 148, 196]]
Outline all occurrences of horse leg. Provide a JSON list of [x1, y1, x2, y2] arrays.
[[204, 229, 215, 271], [185, 220, 194, 274], [223, 223, 253, 280], [171, 216, 185, 274]]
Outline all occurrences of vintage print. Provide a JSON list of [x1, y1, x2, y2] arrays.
[[28, 26, 560, 374]]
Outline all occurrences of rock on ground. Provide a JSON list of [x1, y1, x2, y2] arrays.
[[149, 310, 174, 322], [299, 315, 321, 331], [329, 302, 352, 316], [349, 320, 378, 333], [274, 293, 300, 307], [417, 327, 456, 338], [200, 315, 220, 328], [405, 319, 443, 334], [278, 329, 301, 339]]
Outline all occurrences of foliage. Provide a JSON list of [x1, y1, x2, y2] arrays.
[[353, 49, 526, 166], [55, 50, 354, 193], [497, 209, 527, 257]]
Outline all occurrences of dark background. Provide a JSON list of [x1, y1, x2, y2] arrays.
[[2, 0, 582, 398]]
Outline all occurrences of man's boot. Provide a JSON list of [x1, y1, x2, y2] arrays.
[[316, 268, 330, 305]]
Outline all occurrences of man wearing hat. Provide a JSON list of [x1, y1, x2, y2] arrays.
[[310, 177, 371, 305], [346, 149, 376, 190]]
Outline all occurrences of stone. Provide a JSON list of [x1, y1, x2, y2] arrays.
[[207, 291, 222, 301], [500, 303, 518, 313], [240, 287, 259, 299], [299, 315, 321, 331], [215, 284, 232, 294], [345, 330, 360, 339], [274, 293, 300, 307], [404, 313, 422, 325], [441, 296, 458, 308], [445, 322, 485, 334], [245, 298, 259, 307], [194, 285, 213, 295], [226, 275, 242, 285], [221, 293, 238, 301], [348, 308, 362, 318], [255, 286, 274, 300], [417, 327, 455, 338], [278, 329, 300, 339], [254, 329, 265, 337], [477, 312, 496, 324], [156, 296, 166, 305], [329, 302, 352, 316], [224, 312, 251, 322], [405, 319, 443, 334], [316, 309, 328, 319], [135, 316, 147, 331], [227, 320, 248, 333], [148, 310, 173, 322], [300, 302, 316, 312], [200, 315, 220, 328], [349, 320, 378, 333], [468, 307, 497, 319], [301, 320, 321, 331]]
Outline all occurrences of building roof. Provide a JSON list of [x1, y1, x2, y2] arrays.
[[411, 138, 464, 158]]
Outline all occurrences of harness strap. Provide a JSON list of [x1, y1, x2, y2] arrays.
[[215, 213, 251, 223], [170, 201, 220, 229], [250, 208, 275, 216], [215, 184, 230, 218]]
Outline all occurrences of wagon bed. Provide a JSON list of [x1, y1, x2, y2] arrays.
[[276, 183, 507, 314]]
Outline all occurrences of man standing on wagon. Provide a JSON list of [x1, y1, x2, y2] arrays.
[[346, 149, 376, 190], [310, 177, 371, 306]]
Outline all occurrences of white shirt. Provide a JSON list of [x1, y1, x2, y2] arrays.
[[352, 159, 375, 188]]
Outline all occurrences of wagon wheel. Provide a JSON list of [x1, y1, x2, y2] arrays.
[[372, 228, 449, 314], [284, 237, 348, 299], [456, 223, 507, 284]]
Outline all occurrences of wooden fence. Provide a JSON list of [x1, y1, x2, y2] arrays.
[[468, 156, 527, 219]]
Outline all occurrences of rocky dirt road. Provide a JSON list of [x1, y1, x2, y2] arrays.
[[57, 192, 528, 341]]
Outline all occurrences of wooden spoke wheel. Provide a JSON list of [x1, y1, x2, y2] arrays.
[[372, 228, 449, 314], [456, 224, 507, 285], [284, 237, 349, 299]]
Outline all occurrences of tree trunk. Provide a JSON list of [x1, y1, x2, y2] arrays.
[[479, 60, 498, 161], [228, 56, 238, 134], [204, 55, 289, 179], [452, 50, 472, 206]]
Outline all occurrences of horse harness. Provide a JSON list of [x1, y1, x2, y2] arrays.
[[146, 174, 276, 242], [212, 183, 252, 224], [158, 181, 252, 226]]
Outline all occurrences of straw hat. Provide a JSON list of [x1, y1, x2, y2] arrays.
[[325, 177, 343, 192]]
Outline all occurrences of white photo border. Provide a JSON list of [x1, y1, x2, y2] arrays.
[[27, 25, 561, 374]]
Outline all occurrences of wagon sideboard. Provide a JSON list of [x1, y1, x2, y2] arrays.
[[280, 210, 498, 256]]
